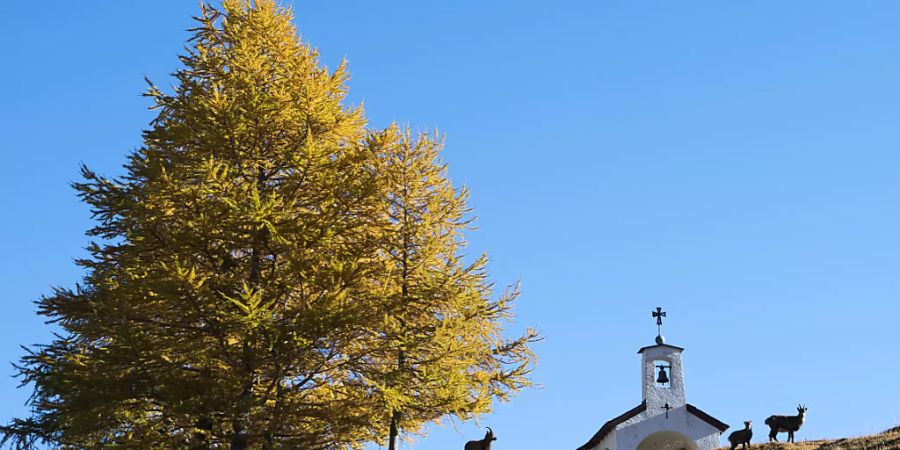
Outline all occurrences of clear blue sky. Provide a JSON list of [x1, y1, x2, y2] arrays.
[[3, 2, 900, 449]]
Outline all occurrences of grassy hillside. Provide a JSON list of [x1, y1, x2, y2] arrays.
[[723, 427, 900, 450]]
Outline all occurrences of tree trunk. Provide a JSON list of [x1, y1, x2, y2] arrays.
[[389, 230, 410, 450], [232, 166, 268, 450], [388, 346, 407, 450], [388, 405, 401, 450], [231, 419, 249, 450]]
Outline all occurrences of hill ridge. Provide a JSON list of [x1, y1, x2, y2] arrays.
[[720, 428, 900, 450]]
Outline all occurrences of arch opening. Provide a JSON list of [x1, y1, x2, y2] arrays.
[[636, 431, 697, 450]]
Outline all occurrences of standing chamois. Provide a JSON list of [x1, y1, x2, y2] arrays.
[[728, 420, 752, 450], [765, 404, 807, 443], [464, 427, 497, 450]]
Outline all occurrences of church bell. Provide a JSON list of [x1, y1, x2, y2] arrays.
[[656, 365, 670, 384]]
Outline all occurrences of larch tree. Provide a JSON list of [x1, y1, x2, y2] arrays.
[[366, 127, 539, 450], [2, 2, 386, 449], [1, 2, 539, 450]]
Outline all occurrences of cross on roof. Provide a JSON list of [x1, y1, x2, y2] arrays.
[[652, 307, 666, 336], [652, 307, 666, 326]]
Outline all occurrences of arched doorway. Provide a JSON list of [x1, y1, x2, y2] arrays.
[[636, 431, 698, 450]]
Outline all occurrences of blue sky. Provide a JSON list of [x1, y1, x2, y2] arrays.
[[3, 1, 900, 449]]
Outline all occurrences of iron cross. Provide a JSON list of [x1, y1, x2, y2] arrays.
[[652, 307, 666, 336], [663, 402, 672, 418]]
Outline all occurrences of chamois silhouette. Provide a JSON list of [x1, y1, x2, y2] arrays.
[[765, 404, 807, 443], [728, 420, 752, 450], [464, 427, 496, 450]]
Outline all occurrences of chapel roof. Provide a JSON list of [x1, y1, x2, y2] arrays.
[[574, 401, 646, 450], [685, 404, 729, 432], [636, 343, 685, 354], [573, 402, 728, 450]]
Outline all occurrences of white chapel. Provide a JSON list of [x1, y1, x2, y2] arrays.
[[575, 308, 729, 450]]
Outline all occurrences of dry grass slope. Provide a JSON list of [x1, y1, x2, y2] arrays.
[[720, 427, 900, 450]]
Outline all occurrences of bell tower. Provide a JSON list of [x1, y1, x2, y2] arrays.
[[574, 308, 730, 450], [639, 307, 686, 410]]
